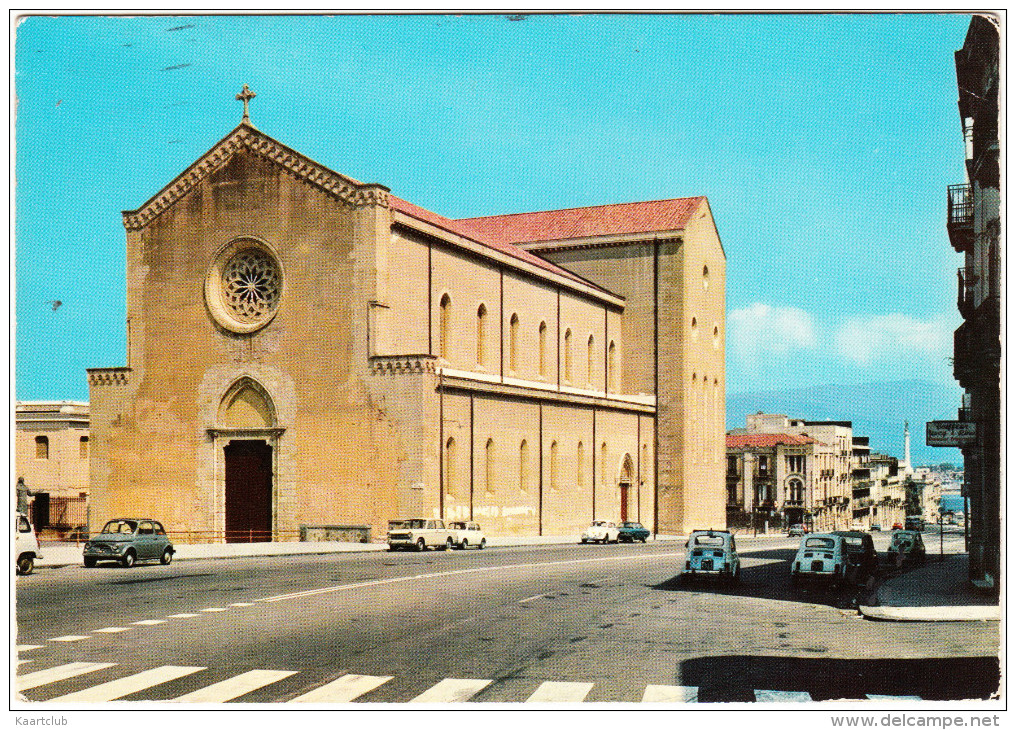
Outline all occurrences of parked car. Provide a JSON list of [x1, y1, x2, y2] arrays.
[[15, 513, 41, 575], [869, 523, 882, 532], [448, 520, 486, 550], [581, 520, 619, 544], [618, 521, 650, 543], [891, 522, 904, 531], [83, 518, 175, 568], [682, 529, 740, 583], [905, 516, 925, 532], [791, 533, 848, 586], [832, 530, 879, 583], [387, 519, 455, 551], [788, 523, 805, 537], [888, 530, 926, 567]]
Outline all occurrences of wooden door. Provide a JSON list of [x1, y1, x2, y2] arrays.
[[225, 440, 273, 542]]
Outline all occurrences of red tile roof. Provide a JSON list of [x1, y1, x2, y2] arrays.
[[726, 433, 818, 449], [457, 196, 706, 246], [388, 195, 611, 294]]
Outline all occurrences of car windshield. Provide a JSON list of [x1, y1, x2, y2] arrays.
[[805, 537, 836, 549], [101, 520, 137, 534], [449, 522, 466, 529], [622, 522, 641, 528], [892, 532, 917, 545], [404, 519, 426, 529], [693, 535, 725, 546], [591, 521, 607, 527]]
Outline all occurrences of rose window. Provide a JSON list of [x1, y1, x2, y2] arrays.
[[220, 249, 281, 323]]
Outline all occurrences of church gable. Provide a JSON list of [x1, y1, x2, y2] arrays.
[[122, 123, 389, 232]]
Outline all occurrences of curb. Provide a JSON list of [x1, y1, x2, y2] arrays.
[[858, 605, 1000, 622]]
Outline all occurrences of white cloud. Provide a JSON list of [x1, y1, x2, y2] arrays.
[[834, 314, 953, 366], [729, 303, 818, 364]]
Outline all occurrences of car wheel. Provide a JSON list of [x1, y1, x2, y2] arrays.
[[388, 545, 398, 552], [479, 538, 486, 549], [160, 548, 173, 565], [444, 538, 453, 551], [121, 550, 136, 568], [460, 539, 468, 550], [416, 538, 426, 552], [641, 536, 648, 543], [581, 538, 587, 544], [16, 555, 34, 575], [84, 557, 97, 568]]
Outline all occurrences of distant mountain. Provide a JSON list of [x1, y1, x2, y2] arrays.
[[726, 380, 965, 466]]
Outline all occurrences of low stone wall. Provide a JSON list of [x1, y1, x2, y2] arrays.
[[299, 524, 372, 543]]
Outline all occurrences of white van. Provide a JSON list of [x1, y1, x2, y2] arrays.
[[15, 513, 42, 575]]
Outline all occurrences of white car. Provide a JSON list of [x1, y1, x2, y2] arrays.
[[448, 521, 486, 550], [682, 529, 740, 582], [791, 533, 849, 586], [581, 520, 619, 544], [15, 513, 42, 575], [387, 519, 454, 551]]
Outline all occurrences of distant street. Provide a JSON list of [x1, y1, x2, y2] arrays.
[[16, 528, 998, 703]]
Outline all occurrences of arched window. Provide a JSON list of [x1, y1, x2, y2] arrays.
[[607, 341, 617, 393], [79, 436, 89, 459], [538, 321, 548, 377], [445, 437, 456, 498], [587, 334, 595, 386], [577, 441, 585, 490], [509, 314, 519, 374], [439, 294, 452, 360], [476, 303, 488, 367], [35, 435, 49, 460], [485, 440, 497, 497], [550, 441, 559, 491], [564, 329, 573, 383], [600, 441, 608, 488], [519, 439, 530, 493]]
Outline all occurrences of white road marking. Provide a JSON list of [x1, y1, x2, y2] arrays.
[[261, 552, 688, 603], [131, 620, 166, 626], [519, 594, 546, 603], [17, 660, 33, 667], [17, 662, 116, 691], [755, 689, 812, 702], [170, 669, 297, 702], [229, 603, 254, 607], [201, 608, 228, 613], [49, 635, 89, 642], [50, 665, 205, 702], [16, 645, 42, 652], [290, 673, 393, 703], [866, 694, 922, 701], [642, 684, 699, 702], [167, 613, 200, 618], [526, 681, 594, 703], [93, 627, 130, 633], [409, 678, 492, 703]]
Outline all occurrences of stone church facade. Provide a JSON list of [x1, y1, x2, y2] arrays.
[[87, 99, 726, 541]]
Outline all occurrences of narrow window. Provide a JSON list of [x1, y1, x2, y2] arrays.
[[444, 437, 456, 498], [439, 294, 452, 360], [600, 441, 607, 488], [509, 314, 519, 374], [538, 321, 548, 377], [564, 329, 573, 383], [577, 441, 585, 490], [79, 435, 89, 459], [587, 335, 595, 386], [35, 435, 49, 460], [607, 341, 617, 393], [476, 303, 488, 367], [486, 438, 495, 495], [550, 441, 559, 491], [519, 439, 529, 493]]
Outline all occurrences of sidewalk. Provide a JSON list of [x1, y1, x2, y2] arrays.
[[859, 553, 1001, 622]]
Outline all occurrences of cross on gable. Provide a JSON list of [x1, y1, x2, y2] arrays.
[[236, 84, 256, 123]]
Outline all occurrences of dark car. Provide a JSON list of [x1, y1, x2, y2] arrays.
[[83, 518, 175, 568], [888, 530, 926, 567], [832, 530, 879, 583], [618, 521, 650, 543]]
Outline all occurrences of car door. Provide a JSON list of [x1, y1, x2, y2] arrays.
[[153, 522, 170, 555], [137, 521, 156, 559]]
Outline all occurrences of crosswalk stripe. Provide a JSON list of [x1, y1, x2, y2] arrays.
[[526, 681, 593, 702], [170, 670, 297, 702], [16, 645, 42, 652], [131, 620, 166, 626], [409, 678, 492, 703], [867, 694, 922, 701], [642, 684, 699, 702], [167, 613, 200, 618], [755, 689, 812, 702], [18, 662, 116, 691], [201, 608, 227, 613], [17, 660, 33, 667], [289, 674, 393, 703], [229, 603, 254, 607], [93, 627, 130, 634], [49, 665, 205, 702], [49, 635, 89, 642]]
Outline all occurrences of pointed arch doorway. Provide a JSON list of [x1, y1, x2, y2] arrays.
[[210, 378, 283, 543], [619, 454, 634, 522]]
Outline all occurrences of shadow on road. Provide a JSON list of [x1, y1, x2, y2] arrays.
[[678, 654, 1000, 701], [649, 548, 888, 610]]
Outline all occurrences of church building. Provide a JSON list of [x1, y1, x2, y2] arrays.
[[87, 88, 727, 541]]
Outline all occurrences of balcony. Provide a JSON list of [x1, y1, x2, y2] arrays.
[[947, 184, 974, 252], [953, 297, 1001, 389]]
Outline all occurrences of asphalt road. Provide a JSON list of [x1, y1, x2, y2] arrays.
[[15, 529, 999, 704]]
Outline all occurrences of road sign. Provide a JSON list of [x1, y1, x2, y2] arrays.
[[926, 421, 978, 447]]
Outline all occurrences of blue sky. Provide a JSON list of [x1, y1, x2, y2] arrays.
[[14, 13, 971, 416]]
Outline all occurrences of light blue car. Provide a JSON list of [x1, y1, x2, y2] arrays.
[[682, 530, 740, 583], [83, 518, 175, 568]]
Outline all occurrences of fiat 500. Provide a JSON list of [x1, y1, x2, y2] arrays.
[[791, 533, 848, 586], [682, 530, 740, 583], [83, 519, 175, 568], [581, 520, 619, 544]]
